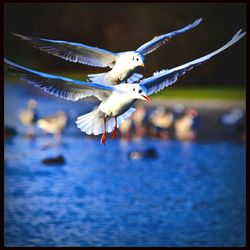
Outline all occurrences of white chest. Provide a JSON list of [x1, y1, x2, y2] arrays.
[[109, 57, 133, 81], [99, 92, 135, 117]]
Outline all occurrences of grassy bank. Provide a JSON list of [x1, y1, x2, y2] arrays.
[[153, 86, 245, 101]]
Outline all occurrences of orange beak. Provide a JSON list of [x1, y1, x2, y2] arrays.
[[141, 62, 145, 68], [142, 95, 151, 102]]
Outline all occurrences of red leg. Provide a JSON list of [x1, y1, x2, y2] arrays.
[[101, 116, 107, 145], [111, 117, 118, 139]]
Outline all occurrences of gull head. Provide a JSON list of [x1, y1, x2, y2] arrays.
[[116, 84, 151, 102], [131, 52, 145, 68], [119, 52, 145, 69]]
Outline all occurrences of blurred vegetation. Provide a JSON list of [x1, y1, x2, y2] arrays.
[[153, 86, 245, 101], [4, 3, 246, 95]]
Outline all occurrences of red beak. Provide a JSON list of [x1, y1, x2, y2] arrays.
[[142, 95, 151, 102]]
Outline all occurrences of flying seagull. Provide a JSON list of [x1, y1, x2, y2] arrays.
[[5, 29, 245, 144], [11, 18, 202, 85]]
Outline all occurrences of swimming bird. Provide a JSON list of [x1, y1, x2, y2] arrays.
[[11, 18, 202, 85], [5, 29, 245, 144]]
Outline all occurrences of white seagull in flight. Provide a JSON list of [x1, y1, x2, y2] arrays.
[[5, 29, 245, 144], [11, 18, 202, 85]]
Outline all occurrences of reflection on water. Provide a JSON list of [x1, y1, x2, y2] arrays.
[[4, 137, 246, 247]]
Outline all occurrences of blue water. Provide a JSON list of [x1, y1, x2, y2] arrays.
[[4, 83, 246, 246], [4, 138, 246, 247]]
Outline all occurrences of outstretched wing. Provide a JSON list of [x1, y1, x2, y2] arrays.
[[140, 29, 245, 95], [4, 59, 114, 101], [136, 18, 202, 56], [11, 33, 118, 68]]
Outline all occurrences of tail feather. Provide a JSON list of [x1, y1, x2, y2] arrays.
[[76, 109, 102, 135], [92, 119, 103, 135], [76, 107, 136, 136], [88, 72, 115, 85]]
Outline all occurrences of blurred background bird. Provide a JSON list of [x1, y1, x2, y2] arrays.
[[37, 111, 67, 145], [174, 108, 199, 141], [131, 104, 147, 139], [19, 99, 38, 139], [149, 106, 174, 139]]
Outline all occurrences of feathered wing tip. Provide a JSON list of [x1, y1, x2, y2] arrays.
[[87, 72, 115, 85], [75, 107, 136, 136]]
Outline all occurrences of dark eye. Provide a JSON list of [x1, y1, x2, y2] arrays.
[[136, 58, 139, 61], [133, 88, 135, 91], [138, 90, 142, 93], [132, 57, 134, 60]]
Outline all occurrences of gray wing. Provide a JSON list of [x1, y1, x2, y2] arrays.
[[140, 29, 245, 95], [4, 59, 114, 101], [136, 18, 202, 56], [12, 33, 118, 68]]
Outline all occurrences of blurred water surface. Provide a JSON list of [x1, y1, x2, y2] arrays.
[[5, 137, 245, 247], [4, 83, 245, 246]]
